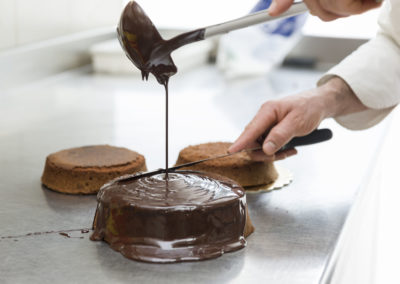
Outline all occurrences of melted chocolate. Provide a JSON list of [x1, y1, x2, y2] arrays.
[[117, 1, 204, 176], [103, 2, 249, 263], [117, 1, 205, 85], [0, 228, 92, 240], [165, 84, 169, 177], [90, 171, 247, 263]]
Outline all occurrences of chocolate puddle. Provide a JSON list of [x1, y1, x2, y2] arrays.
[[0, 228, 91, 240], [59, 232, 84, 239]]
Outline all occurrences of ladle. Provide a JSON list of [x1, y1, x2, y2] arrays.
[[117, 1, 307, 85]]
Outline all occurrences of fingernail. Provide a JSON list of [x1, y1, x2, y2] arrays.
[[264, 141, 277, 155]]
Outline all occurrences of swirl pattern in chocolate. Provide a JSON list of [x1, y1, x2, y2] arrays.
[[91, 170, 248, 263], [100, 172, 241, 208]]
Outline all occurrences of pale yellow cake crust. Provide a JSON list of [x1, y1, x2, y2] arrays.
[[175, 142, 278, 187], [41, 145, 147, 194]]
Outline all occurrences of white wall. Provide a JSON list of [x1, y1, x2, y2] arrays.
[[133, 0, 256, 30], [0, 0, 123, 51]]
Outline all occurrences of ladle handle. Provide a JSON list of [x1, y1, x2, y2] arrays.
[[203, 1, 307, 38]]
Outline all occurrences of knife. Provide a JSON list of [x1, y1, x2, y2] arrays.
[[122, 128, 333, 180]]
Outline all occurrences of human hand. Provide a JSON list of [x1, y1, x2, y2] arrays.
[[228, 77, 366, 161], [269, 0, 382, 21]]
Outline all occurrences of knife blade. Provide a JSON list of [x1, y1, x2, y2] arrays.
[[122, 128, 333, 180]]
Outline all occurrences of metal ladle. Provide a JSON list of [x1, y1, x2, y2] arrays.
[[117, 1, 307, 85]]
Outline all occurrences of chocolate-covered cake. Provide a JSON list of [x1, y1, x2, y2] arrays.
[[41, 145, 147, 194], [90, 170, 254, 263], [175, 142, 278, 187]]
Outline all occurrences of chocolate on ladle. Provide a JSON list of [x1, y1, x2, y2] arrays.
[[117, 1, 205, 85]]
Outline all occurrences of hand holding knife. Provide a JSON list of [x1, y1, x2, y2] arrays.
[[123, 128, 333, 180], [173, 128, 333, 169]]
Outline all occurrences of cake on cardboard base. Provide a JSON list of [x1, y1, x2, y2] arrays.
[[175, 142, 278, 188]]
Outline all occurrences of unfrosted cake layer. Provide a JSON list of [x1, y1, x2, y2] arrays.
[[41, 145, 147, 194], [175, 142, 278, 187]]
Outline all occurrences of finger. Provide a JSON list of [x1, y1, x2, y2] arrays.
[[229, 135, 260, 154], [262, 113, 301, 155], [305, 0, 342, 21], [249, 148, 297, 161], [324, 0, 383, 16], [248, 149, 275, 162], [229, 103, 277, 153], [346, 0, 382, 15], [274, 148, 298, 161], [268, 0, 294, 16]]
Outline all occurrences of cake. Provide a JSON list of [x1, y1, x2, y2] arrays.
[[175, 142, 278, 188], [41, 145, 147, 194], [90, 170, 254, 263]]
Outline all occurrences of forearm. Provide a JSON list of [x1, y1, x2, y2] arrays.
[[316, 0, 400, 129], [319, 76, 368, 119]]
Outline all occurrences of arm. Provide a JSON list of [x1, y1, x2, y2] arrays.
[[319, 0, 400, 129], [230, 0, 400, 160], [228, 77, 366, 161]]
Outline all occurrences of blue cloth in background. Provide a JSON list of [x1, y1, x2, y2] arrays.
[[251, 0, 307, 37]]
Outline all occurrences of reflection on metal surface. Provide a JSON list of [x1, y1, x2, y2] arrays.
[[245, 166, 293, 193]]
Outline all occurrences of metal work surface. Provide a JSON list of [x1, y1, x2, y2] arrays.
[[0, 65, 388, 283]]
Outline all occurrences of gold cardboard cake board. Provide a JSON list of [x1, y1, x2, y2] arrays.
[[245, 166, 293, 193]]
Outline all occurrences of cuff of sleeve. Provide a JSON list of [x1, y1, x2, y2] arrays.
[[318, 72, 396, 130], [334, 107, 395, 130]]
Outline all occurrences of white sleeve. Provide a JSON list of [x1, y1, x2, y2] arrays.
[[317, 0, 400, 130]]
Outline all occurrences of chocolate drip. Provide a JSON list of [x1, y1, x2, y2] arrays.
[[117, 2, 205, 178], [90, 171, 247, 263], [0, 228, 92, 240], [104, 2, 249, 263], [165, 83, 169, 178]]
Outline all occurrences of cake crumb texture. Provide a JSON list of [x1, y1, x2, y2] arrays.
[[41, 145, 147, 194], [176, 142, 278, 187]]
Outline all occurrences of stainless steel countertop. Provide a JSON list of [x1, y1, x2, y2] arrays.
[[0, 65, 389, 283]]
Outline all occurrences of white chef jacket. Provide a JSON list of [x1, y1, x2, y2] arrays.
[[318, 0, 400, 130]]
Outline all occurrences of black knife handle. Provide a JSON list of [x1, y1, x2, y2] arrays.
[[280, 128, 333, 151], [256, 128, 333, 151]]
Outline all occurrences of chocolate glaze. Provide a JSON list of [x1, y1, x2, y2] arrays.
[[117, 1, 205, 85], [90, 170, 247, 263]]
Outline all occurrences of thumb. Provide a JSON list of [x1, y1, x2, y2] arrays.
[[268, 0, 294, 16]]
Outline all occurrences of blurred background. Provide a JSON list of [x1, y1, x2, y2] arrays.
[[0, 0, 379, 50], [0, 0, 382, 92], [0, 0, 381, 91]]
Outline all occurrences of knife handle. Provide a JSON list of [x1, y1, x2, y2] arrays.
[[256, 128, 333, 151]]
